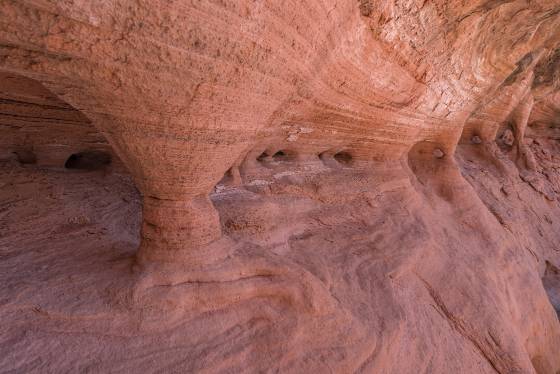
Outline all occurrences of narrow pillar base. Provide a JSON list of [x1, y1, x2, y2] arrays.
[[135, 195, 228, 265]]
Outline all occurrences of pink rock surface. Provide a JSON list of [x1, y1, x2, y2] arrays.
[[1, 1, 560, 372]]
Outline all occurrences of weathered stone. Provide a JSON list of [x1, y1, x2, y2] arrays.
[[1, 1, 560, 373]]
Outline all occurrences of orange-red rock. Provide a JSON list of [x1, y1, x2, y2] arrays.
[[1, 1, 560, 372]]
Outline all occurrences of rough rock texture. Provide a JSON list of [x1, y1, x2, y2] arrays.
[[0, 71, 126, 172], [1, 1, 560, 373]]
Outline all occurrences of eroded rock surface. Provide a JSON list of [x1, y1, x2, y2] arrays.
[[1, 1, 560, 373]]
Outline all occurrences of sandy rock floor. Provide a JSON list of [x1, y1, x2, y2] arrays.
[[1, 142, 560, 372]]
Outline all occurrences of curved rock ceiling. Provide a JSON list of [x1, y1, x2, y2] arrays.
[[1, 0, 560, 372]]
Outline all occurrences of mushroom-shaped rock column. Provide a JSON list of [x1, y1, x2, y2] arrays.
[[118, 134, 238, 265], [85, 92, 280, 265]]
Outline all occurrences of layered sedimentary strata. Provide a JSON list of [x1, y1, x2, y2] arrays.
[[1, 0, 558, 261], [1, 0, 560, 373], [0, 72, 120, 169]]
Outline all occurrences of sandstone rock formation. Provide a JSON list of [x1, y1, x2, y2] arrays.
[[1, 0, 560, 372]]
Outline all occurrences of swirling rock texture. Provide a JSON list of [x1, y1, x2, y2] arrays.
[[1, 0, 560, 372]]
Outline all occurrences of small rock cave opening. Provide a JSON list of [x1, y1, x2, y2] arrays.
[[257, 152, 269, 162], [255, 150, 294, 163], [272, 150, 289, 161], [334, 151, 352, 165], [64, 151, 112, 171]]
